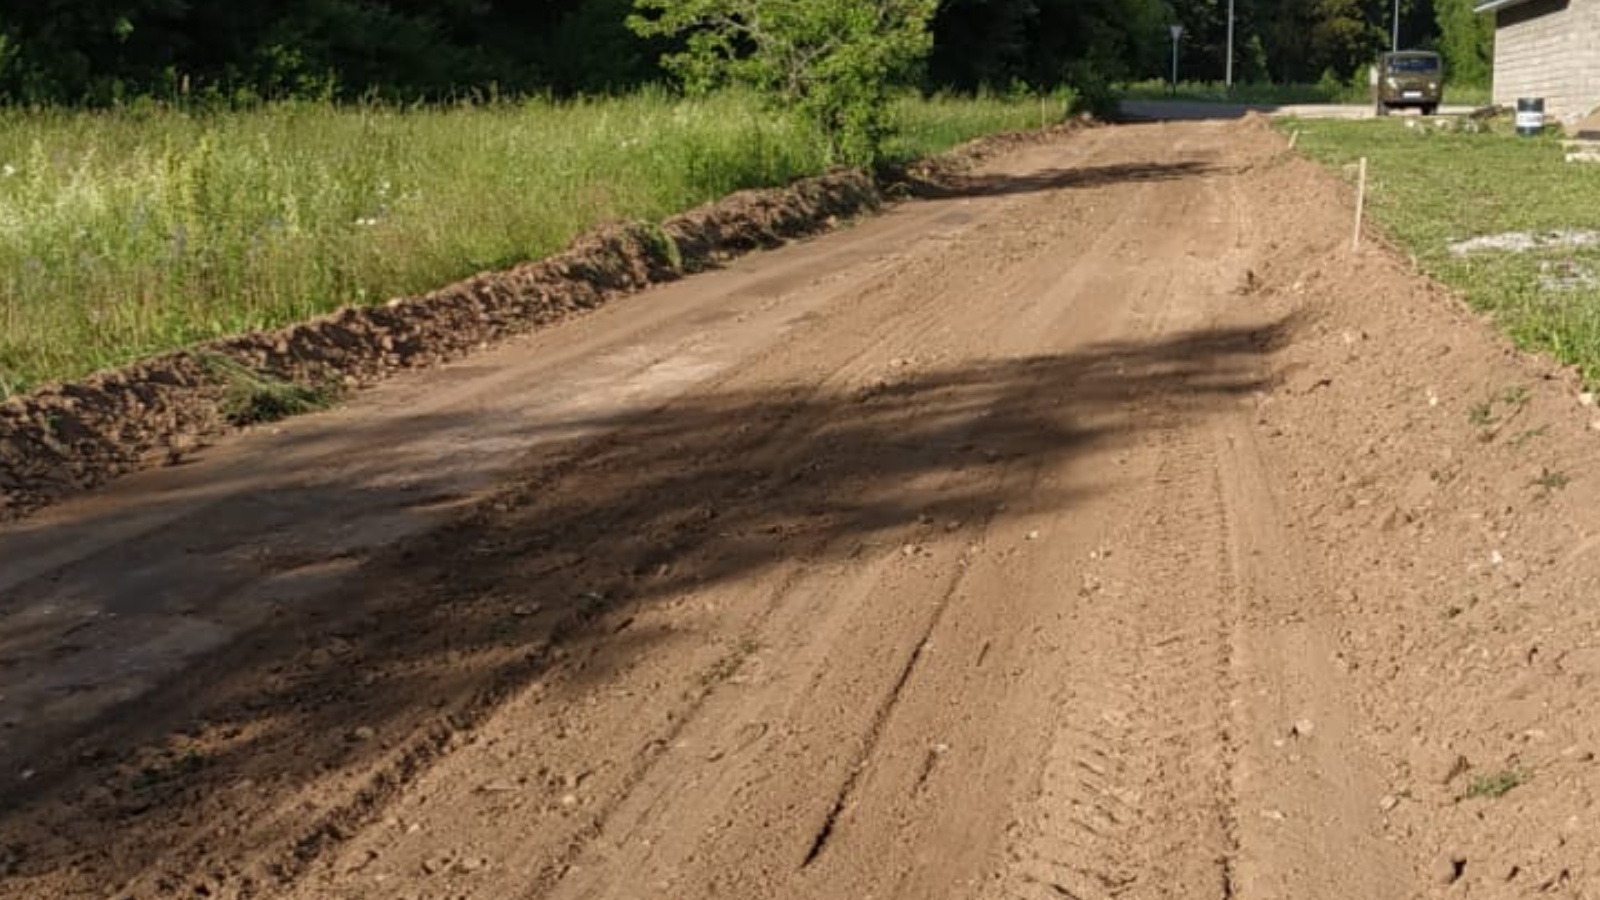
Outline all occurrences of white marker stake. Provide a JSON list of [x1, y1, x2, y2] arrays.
[[1353, 156, 1368, 252]]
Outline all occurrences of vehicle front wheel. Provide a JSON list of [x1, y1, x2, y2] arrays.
[[1422, 103, 1438, 116]]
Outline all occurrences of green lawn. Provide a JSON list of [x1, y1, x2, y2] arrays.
[[0, 90, 1047, 397], [1119, 79, 1491, 108], [1287, 116, 1600, 384]]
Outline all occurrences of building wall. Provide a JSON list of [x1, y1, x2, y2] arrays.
[[1493, 0, 1600, 123]]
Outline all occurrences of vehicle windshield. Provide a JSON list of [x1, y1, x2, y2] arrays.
[[1386, 57, 1440, 73]]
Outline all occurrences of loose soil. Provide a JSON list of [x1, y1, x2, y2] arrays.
[[3, 117, 1599, 900]]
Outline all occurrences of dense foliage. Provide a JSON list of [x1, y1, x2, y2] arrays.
[[629, 0, 938, 164], [0, 1, 660, 104], [0, 0, 1491, 107]]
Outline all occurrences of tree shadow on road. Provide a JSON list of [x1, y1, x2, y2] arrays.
[[899, 160, 1224, 199], [0, 315, 1294, 895]]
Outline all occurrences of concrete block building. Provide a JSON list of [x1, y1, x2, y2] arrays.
[[1477, 0, 1600, 125]]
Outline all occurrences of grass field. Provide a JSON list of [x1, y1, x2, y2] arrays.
[[0, 90, 1050, 397], [1288, 116, 1600, 384], [1119, 79, 1491, 108]]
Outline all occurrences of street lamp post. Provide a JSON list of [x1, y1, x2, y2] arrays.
[[1170, 24, 1184, 94], [1393, 0, 1400, 50], [1225, 0, 1235, 89]]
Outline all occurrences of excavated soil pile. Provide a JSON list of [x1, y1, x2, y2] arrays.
[[0, 172, 879, 520]]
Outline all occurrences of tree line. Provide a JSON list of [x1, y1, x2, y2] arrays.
[[0, 0, 1491, 107]]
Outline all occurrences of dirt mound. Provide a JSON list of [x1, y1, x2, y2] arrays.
[[1240, 148, 1600, 896], [0, 171, 880, 522]]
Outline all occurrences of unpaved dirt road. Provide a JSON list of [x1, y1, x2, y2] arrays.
[[5, 119, 1600, 900]]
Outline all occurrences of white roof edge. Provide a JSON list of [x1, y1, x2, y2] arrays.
[[1474, 0, 1539, 13]]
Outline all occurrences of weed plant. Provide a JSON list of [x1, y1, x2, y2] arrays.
[[1461, 768, 1527, 800], [0, 90, 1043, 397]]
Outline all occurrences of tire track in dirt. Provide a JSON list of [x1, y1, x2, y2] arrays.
[[1209, 397, 1412, 900], [263, 131, 1146, 900], [513, 127, 1264, 900], [993, 367, 1245, 900], [301, 131, 1221, 900], [980, 133, 1255, 900]]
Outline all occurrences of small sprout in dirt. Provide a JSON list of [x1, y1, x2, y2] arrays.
[[1530, 467, 1570, 494], [1469, 386, 1532, 435], [1509, 425, 1549, 448], [1498, 385, 1531, 408], [1461, 768, 1527, 800], [200, 354, 336, 425], [130, 749, 206, 791]]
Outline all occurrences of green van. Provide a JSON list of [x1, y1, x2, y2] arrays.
[[1374, 51, 1443, 116]]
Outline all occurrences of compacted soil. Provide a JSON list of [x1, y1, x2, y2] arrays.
[[3, 118, 1599, 900]]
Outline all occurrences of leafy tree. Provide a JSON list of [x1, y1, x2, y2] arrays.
[[0, 27, 14, 85], [535, 0, 663, 94], [1032, 0, 1168, 90], [0, 0, 1474, 106], [1434, 0, 1491, 86], [628, 0, 938, 165], [927, 0, 1038, 90]]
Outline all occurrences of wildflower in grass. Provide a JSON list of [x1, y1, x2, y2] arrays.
[[1, 164, 14, 178]]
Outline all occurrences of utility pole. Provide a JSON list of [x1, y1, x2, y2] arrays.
[[1226, 0, 1235, 89], [1170, 24, 1184, 94], [1393, 0, 1400, 50]]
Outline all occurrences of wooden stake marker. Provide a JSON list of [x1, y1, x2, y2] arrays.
[[1352, 156, 1368, 251]]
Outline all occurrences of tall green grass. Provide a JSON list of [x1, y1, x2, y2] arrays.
[[0, 90, 1044, 397], [882, 88, 1077, 161], [1289, 117, 1600, 384]]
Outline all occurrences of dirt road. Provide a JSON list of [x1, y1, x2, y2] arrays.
[[4, 119, 1600, 900]]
